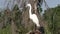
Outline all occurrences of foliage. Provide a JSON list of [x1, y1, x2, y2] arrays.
[[0, 0, 43, 34], [0, 25, 11, 34], [12, 4, 19, 11], [43, 5, 60, 34]]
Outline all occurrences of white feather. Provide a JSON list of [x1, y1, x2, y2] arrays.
[[26, 4, 40, 27]]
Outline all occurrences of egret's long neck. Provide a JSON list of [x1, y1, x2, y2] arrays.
[[29, 5, 32, 16]]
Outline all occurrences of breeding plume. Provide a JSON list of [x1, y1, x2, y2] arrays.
[[26, 3, 40, 27]]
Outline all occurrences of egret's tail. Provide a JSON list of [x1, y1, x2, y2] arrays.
[[36, 24, 40, 27]]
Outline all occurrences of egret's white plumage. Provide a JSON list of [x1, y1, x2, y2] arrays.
[[26, 4, 40, 27]]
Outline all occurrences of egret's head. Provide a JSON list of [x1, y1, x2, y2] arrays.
[[26, 4, 31, 8]]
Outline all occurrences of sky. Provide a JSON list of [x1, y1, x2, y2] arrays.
[[0, 0, 6, 9], [46, 0, 60, 8], [0, 0, 60, 8], [41, 0, 60, 14], [0, 0, 16, 10], [0, 0, 60, 10]]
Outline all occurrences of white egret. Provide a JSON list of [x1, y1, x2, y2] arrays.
[[26, 3, 40, 27]]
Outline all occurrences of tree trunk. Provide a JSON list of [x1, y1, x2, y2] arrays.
[[11, 20, 17, 34]]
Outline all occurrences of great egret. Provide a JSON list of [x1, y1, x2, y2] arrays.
[[26, 3, 40, 27]]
